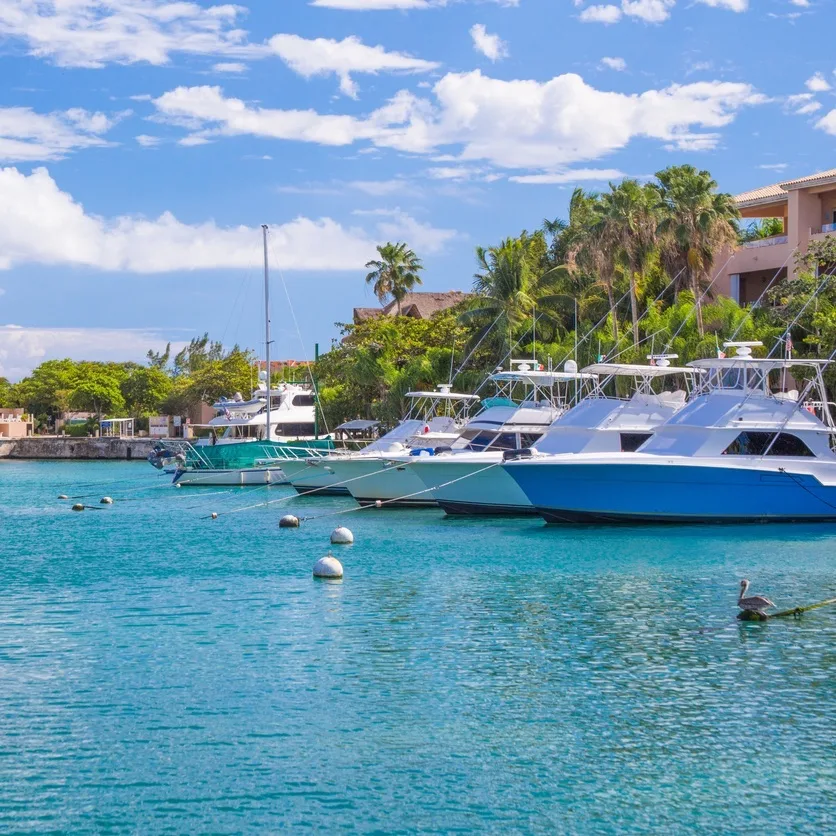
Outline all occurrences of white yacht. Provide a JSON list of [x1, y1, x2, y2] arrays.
[[342, 360, 595, 508], [504, 343, 836, 523], [409, 356, 697, 515], [280, 385, 480, 501]]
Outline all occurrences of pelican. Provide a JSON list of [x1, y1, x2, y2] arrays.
[[738, 579, 776, 613]]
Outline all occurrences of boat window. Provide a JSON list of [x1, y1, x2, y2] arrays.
[[291, 394, 315, 407], [620, 432, 652, 452], [489, 433, 520, 451], [275, 423, 316, 437], [466, 431, 498, 451], [722, 431, 814, 457], [519, 433, 544, 449]]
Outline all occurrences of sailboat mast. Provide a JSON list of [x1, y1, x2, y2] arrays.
[[262, 224, 271, 442]]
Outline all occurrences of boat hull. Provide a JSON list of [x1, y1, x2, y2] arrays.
[[282, 458, 351, 496], [173, 467, 287, 486], [504, 459, 836, 524], [410, 457, 535, 516], [334, 458, 436, 508]]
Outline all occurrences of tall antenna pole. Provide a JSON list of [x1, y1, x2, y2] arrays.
[[262, 224, 272, 442]]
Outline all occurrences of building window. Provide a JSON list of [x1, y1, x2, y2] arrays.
[[620, 432, 652, 452], [722, 431, 814, 457]]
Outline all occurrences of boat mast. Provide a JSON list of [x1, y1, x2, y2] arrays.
[[262, 224, 272, 442]]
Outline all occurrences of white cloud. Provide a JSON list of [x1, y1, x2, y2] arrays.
[[796, 101, 822, 115], [695, 0, 748, 10], [789, 0, 810, 5], [816, 109, 836, 136], [0, 167, 456, 276], [349, 179, 409, 195], [0, 106, 116, 162], [600, 56, 627, 71], [509, 168, 626, 184], [579, 5, 623, 23], [622, 0, 675, 22], [136, 134, 162, 147], [268, 34, 439, 98], [213, 62, 248, 73], [311, 0, 432, 7], [806, 72, 832, 92], [0, 325, 187, 381], [150, 73, 764, 171], [758, 163, 787, 171], [352, 208, 457, 253], [469, 24, 508, 62], [0, 0, 260, 68]]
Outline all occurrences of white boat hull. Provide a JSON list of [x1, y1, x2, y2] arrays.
[[410, 455, 534, 515], [173, 467, 287, 486], [325, 457, 435, 507]]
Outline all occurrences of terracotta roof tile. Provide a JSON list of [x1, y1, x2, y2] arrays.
[[735, 167, 836, 206]]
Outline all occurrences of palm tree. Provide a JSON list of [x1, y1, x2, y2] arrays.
[[655, 165, 740, 336], [462, 233, 566, 358], [599, 180, 660, 347], [364, 242, 424, 315]]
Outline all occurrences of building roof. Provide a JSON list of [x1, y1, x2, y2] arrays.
[[735, 167, 836, 208], [354, 291, 471, 324]]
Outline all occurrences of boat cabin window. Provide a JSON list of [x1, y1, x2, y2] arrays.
[[465, 431, 518, 451], [519, 433, 544, 449], [620, 432, 652, 452], [722, 431, 814, 457], [275, 422, 316, 437], [291, 394, 315, 407]]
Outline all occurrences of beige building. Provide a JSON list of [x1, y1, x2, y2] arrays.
[[721, 168, 836, 304], [0, 408, 33, 438]]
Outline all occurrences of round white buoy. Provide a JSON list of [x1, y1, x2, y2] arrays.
[[313, 555, 343, 579], [58, 494, 69, 500], [72, 503, 85, 512], [375, 500, 383, 508], [279, 514, 300, 528], [100, 496, 113, 505], [211, 512, 218, 520], [330, 526, 354, 545]]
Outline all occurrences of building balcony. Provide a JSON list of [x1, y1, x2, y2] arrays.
[[742, 234, 789, 249], [810, 223, 836, 239], [727, 237, 793, 276]]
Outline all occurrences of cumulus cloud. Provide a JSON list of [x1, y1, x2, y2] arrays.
[[579, 0, 745, 25], [695, 0, 747, 10], [806, 72, 832, 92], [579, 5, 623, 23], [0, 0, 260, 67], [150, 73, 764, 171], [0, 167, 456, 275], [469, 24, 508, 62], [213, 62, 248, 73], [136, 134, 162, 147], [269, 34, 439, 98], [600, 56, 627, 71], [622, 0, 675, 22], [816, 109, 836, 136], [0, 325, 187, 381], [0, 106, 117, 162]]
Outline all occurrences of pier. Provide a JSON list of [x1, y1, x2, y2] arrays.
[[0, 437, 156, 461]]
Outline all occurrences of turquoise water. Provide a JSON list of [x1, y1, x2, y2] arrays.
[[1, 460, 835, 833]]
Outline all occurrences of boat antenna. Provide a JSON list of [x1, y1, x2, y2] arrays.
[[262, 224, 272, 442]]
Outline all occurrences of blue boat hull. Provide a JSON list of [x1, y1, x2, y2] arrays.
[[503, 461, 836, 524]]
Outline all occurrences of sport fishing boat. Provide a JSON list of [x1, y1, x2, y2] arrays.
[[342, 360, 594, 508], [410, 356, 699, 515], [281, 385, 481, 501], [168, 225, 331, 487], [503, 342, 836, 524]]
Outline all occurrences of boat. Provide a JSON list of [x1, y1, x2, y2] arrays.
[[503, 342, 836, 524], [171, 226, 330, 486], [282, 384, 481, 505], [409, 356, 699, 516], [340, 360, 595, 508]]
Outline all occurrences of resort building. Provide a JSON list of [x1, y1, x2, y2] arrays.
[[0, 408, 33, 438], [722, 168, 836, 304], [353, 291, 471, 324]]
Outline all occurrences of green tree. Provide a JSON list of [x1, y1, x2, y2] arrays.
[[121, 367, 173, 415], [656, 164, 740, 337], [0, 377, 11, 408], [69, 367, 127, 424], [365, 242, 424, 314]]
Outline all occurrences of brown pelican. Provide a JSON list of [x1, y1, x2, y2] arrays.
[[738, 579, 776, 614]]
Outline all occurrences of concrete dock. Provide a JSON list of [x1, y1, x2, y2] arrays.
[[0, 437, 157, 460]]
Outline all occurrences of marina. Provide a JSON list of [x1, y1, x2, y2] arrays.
[[2, 458, 835, 832]]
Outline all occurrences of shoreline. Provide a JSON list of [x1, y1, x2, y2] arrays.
[[0, 437, 157, 461]]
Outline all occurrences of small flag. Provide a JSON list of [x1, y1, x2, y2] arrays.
[[717, 349, 726, 359]]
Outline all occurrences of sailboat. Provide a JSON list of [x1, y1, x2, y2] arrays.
[[170, 226, 331, 486]]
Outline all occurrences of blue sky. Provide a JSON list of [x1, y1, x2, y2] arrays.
[[0, 0, 834, 379]]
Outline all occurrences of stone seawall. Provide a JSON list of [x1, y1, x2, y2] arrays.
[[0, 437, 157, 460]]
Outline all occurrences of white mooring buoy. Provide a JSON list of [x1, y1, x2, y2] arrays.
[[330, 526, 354, 545], [58, 494, 69, 500], [374, 500, 383, 508], [72, 503, 85, 512], [211, 512, 218, 520], [313, 555, 343, 579], [279, 514, 300, 528], [100, 496, 113, 505]]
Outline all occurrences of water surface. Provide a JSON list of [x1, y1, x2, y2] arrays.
[[1, 460, 834, 833]]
